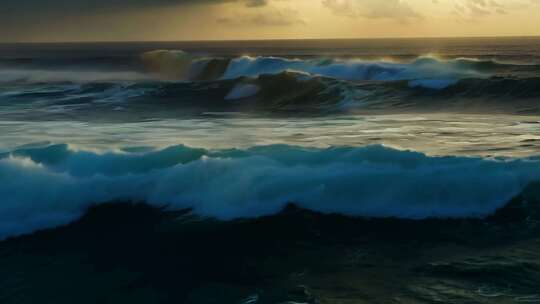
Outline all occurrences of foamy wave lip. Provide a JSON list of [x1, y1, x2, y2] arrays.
[[1, 144, 539, 240], [0, 52, 506, 88], [137, 50, 494, 85], [220, 55, 489, 85]]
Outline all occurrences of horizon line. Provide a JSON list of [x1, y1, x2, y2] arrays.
[[2, 34, 540, 45]]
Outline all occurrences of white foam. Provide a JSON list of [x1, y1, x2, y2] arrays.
[[225, 84, 260, 100], [221, 56, 487, 87], [1, 144, 538, 240]]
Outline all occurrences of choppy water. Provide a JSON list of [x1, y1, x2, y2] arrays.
[[1, 37, 540, 239], [1, 37, 540, 304]]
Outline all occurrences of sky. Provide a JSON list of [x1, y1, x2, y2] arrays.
[[1, 0, 540, 42]]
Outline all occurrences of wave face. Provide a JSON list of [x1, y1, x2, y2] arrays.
[[140, 50, 539, 86], [139, 51, 505, 87], [1, 144, 539, 240]]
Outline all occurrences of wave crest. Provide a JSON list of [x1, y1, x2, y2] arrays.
[[138, 50, 512, 86], [221, 55, 488, 85], [3, 51, 540, 115]]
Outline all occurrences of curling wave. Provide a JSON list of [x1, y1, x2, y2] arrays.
[[141, 51, 502, 86], [2, 50, 538, 86], [2, 51, 540, 116], [0, 143, 539, 240], [140, 50, 540, 85], [221, 55, 490, 86]]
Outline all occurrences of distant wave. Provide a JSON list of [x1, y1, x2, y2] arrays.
[[141, 51, 501, 87], [2, 50, 537, 85], [0, 143, 539, 240], [1, 51, 540, 115], [220, 55, 490, 87], [141, 50, 539, 86]]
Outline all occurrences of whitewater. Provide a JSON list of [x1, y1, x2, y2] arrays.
[[0, 144, 539, 240]]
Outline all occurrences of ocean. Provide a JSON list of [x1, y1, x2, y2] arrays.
[[0, 37, 539, 303]]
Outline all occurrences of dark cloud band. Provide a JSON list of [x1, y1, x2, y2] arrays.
[[0, 0, 265, 14]]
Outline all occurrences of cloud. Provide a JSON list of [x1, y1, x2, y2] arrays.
[[0, 0, 274, 41], [322, 0, 422, 22], [453, 0, 492, 18], [451, 0, 539, 20], [217, 7, 305, 26], [0, 0, 270, 17], [245, 0, 269, 7]]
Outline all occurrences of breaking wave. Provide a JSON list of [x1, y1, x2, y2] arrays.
[[2, 50, 537, 86], [2, 51, 540, 115], [1, 143, 539, 240], [220, 55, 489, 86], [141, 51, 505, 86]]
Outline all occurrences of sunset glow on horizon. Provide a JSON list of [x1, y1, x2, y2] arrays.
[[2, 0, 540, 42]]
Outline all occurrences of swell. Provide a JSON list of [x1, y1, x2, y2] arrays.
[[353, 77, 540, 113], [0, 143, 539, 240]]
